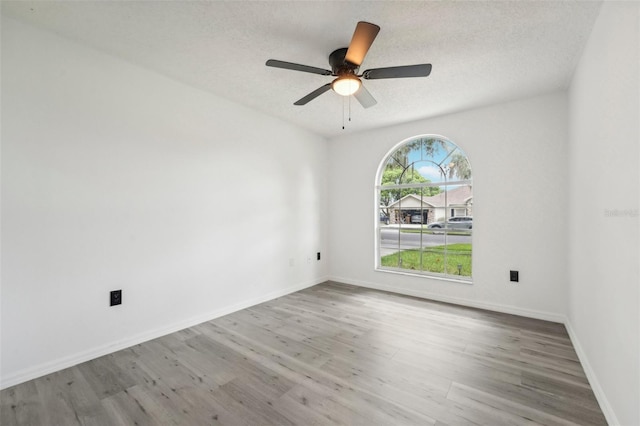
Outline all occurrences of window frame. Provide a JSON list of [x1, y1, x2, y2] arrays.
[[374, 134, 473, 283]]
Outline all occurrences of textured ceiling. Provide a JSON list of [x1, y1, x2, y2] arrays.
[[2, 1, 602, 139]]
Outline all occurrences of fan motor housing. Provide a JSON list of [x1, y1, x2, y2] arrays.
[[329, 48, 358, 75]]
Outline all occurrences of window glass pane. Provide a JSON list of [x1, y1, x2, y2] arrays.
[[421, 246, 446, 274], [379, 220, 399, 253], [397, 249, 418, 271], [412, 160, 447, 185], [377, 136, 472, 281], [441, 240, 472, 277], [379, 208, 390, 226]]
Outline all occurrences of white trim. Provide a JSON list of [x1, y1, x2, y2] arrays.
[[329, 276, 566, 323], [564, 320, 620, 426], [375, 266, 473, 284], [0, 276, 328, 390]]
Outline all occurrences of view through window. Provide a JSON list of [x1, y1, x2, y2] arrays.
[[376, 136, 473, 281]]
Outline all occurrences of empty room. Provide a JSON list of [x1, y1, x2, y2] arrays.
[[1, 1, 638, 425]]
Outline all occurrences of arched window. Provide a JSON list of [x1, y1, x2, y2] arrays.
[[376, 135, 473, 281]]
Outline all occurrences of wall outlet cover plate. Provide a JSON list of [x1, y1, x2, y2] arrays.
[[110, 290, 122, 306]]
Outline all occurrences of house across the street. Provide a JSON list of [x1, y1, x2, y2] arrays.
[[386, 185, 473, 224]]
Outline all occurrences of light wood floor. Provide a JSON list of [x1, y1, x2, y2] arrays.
[[1, 281, 607, 425]]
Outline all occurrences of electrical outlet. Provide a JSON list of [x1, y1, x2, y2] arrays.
[[510, 270, 519, 282], [110, 290, 122, 306], [317, 252, 321, 261]]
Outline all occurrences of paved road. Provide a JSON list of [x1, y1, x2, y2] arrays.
[[379, 227, 471, 256]]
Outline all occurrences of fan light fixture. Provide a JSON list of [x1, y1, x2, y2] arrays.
[[332, 75, 361, 96], [266, 21, 433, 109]]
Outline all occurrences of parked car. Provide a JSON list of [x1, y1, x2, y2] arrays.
[[410, 214, 425, 224], [379, 213, 390, 225], [427, 216, 472, 230]]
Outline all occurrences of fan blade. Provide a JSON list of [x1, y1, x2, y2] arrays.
[[294, 83, 332, 105], [266, 59, 332, 76], [345, 21, 380, 66], [353, 84, 377, 109], [363, 64, 432, 80]]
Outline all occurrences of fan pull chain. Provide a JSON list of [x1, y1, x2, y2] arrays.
[[342, 96, 353, 130]]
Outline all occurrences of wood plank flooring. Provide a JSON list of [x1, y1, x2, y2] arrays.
[[1, 281, 607, 425]]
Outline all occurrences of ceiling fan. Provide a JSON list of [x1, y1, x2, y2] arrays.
[[265, 21, 432, 108]]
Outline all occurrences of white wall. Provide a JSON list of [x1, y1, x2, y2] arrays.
[[1, 17, 328, 388], [328, 92, 569, 321], [568, 2, 640, 425], [4, 6, 638, 423]]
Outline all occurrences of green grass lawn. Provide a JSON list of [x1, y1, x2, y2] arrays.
[[381, 243, 472, 276]]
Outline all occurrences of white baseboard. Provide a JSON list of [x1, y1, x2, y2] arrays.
[[3, 275, 621, 426], [0, 276, 327, 390], [330, 276, 566, 323], [563, 320, 620, 426]]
